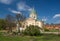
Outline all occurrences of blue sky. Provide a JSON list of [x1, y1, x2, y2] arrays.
[[0, 0, 60, 24]]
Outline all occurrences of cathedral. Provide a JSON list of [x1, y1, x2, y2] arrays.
[[21, 8, 44, 31]]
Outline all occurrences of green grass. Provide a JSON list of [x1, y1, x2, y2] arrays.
[[0, 32, 60, 41]]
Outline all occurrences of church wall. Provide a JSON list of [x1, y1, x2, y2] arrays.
[[36, 21, 43, 28]]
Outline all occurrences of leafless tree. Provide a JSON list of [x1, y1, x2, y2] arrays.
[[16, 13, 26, 33], [6, 14, 16, 32]]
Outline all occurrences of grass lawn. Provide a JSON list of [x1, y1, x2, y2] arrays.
[[0, 32, 60, 41]]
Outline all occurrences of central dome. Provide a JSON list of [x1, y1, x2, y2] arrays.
[[30, 8, 37, 19]]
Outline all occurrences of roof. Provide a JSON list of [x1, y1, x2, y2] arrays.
[[30, 8, 37, 15]]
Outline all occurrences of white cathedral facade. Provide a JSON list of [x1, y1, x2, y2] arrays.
[[20, 8, 44, 31]]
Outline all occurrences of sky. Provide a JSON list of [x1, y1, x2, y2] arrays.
[[0, 0, 60, 24]]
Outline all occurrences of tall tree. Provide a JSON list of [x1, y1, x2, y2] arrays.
[[0, 19, 6, 30], [16, 13, 26, 33], [6, 14, 16, 32]]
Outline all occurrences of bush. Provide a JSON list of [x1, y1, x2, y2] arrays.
[[23, 25, 41, 36], [44, 28, 49, 31], [0, 19, 6, 30]]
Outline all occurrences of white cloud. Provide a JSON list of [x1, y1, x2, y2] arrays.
[[17, 2, 32, 11], [0, 0, 13, 4], [53, 14, 60, 18], [42, 17, 47, 21], [8, 8, 21, 14]]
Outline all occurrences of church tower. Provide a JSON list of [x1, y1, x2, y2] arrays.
[[30, 8, 37, 19]]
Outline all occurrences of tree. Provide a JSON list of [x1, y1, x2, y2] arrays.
[[16, 13, 26, 33], [6, 14, 16, 32], [23, 25, 41, 36], [0, 19, 6, 30]]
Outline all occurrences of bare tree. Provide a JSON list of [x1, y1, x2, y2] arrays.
[[6, 14, 16, 32], [16, 13, 26, 33]]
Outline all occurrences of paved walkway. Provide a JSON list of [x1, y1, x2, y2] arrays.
[[41, 32, 60, 35]]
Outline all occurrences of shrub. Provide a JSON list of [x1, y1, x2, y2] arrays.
[[23, 25, 41, 36], [44, 27, 49, 31]]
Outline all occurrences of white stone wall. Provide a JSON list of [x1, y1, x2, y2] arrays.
[[36, 21, 43, 28], [24, 18, 43, 28]]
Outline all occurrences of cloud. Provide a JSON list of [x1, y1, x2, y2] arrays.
[[8, 8, 21, 14], [53, 14, 60, 18], [17, 2, 32, 11], [42, 17, 47, 21], [0, 0, 13, 4]]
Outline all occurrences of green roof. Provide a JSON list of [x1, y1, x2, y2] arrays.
[[30, 8, 37, 15]]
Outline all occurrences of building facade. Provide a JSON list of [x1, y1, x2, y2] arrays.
[[45, 24, 60, 30], [21, 8, 44, 31]]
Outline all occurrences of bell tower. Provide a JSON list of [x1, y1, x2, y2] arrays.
[[30, 8, 37, 19]]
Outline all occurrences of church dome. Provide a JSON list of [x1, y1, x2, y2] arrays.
[[30, 8, 37, 19]]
